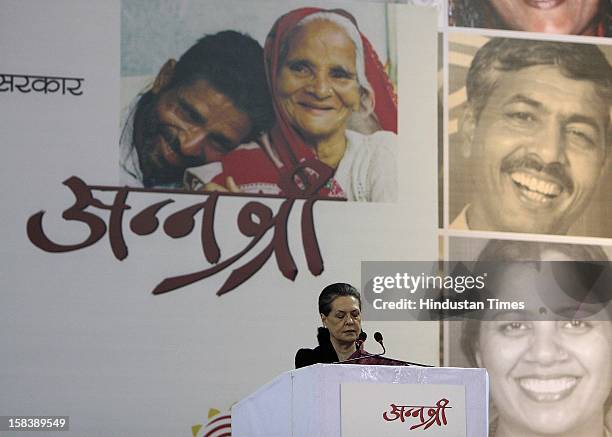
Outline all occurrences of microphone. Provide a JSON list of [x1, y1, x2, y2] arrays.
[[371, 332, 433, 367], [374, 331, 385, 355], [355, 331, 367, 351], [335, 331, 385, 364], [335, 331, 434, 367]]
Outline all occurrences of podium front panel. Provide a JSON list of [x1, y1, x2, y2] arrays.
[[231, 372, 293, 436], [233, 364, 488, 436]]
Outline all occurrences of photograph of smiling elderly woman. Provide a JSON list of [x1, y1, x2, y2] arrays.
[[203, 7, 398, 202], [449, 0, 612, 36], [452, 240, 612, 437]]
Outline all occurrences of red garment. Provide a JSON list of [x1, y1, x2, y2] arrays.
[[343, 349, 411, 366], [213, 7, 397, 197]]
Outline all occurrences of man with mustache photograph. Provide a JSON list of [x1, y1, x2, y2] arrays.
[[451, 38, 611, 235]]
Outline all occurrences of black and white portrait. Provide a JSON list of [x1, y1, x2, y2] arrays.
[[443, 237, 612, 436], [445, 35, 612, 237]]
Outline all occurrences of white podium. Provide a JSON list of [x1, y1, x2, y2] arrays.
[[232, 364, 488, 436]]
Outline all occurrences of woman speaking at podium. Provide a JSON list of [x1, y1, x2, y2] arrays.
[[295, 283, 364, 368]]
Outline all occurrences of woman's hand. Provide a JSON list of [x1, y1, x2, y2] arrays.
[[203, 176, 241, 193]]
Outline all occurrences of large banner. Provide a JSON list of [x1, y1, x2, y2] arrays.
[[439, 0, 612, 434], [1, 0, 438, 435], [3, 0, 611, 435]]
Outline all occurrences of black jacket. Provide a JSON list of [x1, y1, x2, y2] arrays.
[[295, 327, 339, 369]]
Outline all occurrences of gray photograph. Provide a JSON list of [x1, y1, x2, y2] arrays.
[[444, 237, 612, 436], [446, 34, 612, 237]]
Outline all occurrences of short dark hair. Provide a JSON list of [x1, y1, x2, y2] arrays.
[[318, 283, 361, 316], [475, 239, 609, 263], [167, 30, 274, 140], [466, 38, 612, 124]]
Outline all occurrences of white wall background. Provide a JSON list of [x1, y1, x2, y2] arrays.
[[0, 1, 438, 435]]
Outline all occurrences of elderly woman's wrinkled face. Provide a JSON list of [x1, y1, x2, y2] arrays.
[[277, 19, 361, 143], [321, 295, 361, 345], [490, 0, 601, 35], [475, 263, 612, 435]]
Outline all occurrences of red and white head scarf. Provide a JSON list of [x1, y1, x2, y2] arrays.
[[264, 7, 398, 197], [209, 8, 397, 197]]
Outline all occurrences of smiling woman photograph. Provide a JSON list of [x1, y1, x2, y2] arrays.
[[198, 7, 398, 202], [449, 0, 612, 36], [466, 317, 612, 437], [450, 239, 612, 437]]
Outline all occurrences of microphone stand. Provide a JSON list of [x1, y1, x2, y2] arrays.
[[333, 337, 433, 367]]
